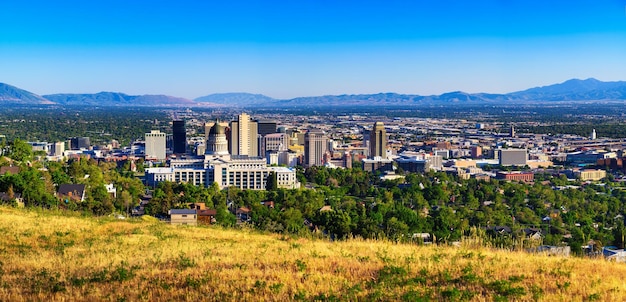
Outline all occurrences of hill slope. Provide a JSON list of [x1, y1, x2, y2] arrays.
[[43, 92, 196, 106], [1, 206, 625, 301], [509, 78, 626, 101], [0, 83, 54, 104]]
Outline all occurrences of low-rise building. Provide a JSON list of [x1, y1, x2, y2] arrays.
[[362, 157, 393, 172], [575, 169, 606, 181], [495, 171, 534, 182], [169, 209, 197, 226], [57, 184, 87, 202], [197, 209, 217, 225], [499, 149, 528, 166]]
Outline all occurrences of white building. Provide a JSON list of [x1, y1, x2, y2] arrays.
[[50, 142, 65, 156], [269, 166, 301, 189], [279, 151, 299, 167], [264, 133, 289, 152], [145, 167, 175, 187], [145, 130, 167, 160], [145, 122, 300, 190]]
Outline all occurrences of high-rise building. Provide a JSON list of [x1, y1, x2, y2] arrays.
[[172, 120, 186, 154], [257, 120, 278, 136], [369, 122, 387, 159], [591, 129, 597, 140], [50, 141, 65, 157], [70, 137, 90, 150], [145, 130, 167, 160], [304, 129, 328, 167], [229, 113, 258, 157], [264, 133, 289, 152], [470, 145, 482, 159]]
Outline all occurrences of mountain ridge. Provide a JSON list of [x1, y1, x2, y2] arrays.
[[0, 83, 55, 105], [2, 78, 626, 107]]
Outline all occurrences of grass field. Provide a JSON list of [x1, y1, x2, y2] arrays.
[[1, 206, 626, 301]]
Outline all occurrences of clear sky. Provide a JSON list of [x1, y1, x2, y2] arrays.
[[1, 1, 625, 99]]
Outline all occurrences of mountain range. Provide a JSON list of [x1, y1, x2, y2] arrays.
[[1, 78, 626, 107]]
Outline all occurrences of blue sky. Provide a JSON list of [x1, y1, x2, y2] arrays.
[[1, 1, 625, 99]]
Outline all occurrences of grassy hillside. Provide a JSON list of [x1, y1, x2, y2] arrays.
[[1, 207, 626, 301]]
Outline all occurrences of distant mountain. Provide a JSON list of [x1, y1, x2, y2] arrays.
[[0, 83, 54, 104], [276, 91, 513, 107], [2, 78, 626, 107], [273, 78, 626, 107], [43, 92, 195, 106], [509, 78, 626, 101], [194, 93, 276, 106]]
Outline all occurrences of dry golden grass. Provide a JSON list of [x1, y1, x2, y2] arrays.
[[1, 206, 626, 301]]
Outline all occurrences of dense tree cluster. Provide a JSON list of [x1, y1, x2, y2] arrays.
[[124, 164, 626, 254], [2, 143, 626, 254], [0, 106, 167, 145], [0, 154, 144, 216]]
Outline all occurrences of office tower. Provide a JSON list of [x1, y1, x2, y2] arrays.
[[510, 125, 516, 138], [205, 120, 229, 156], [145, 130, 167, 160], [369, 122, 387, 158], [591, 129, 597, 140], [470, 145, 483, 159], [304, 129, 328, 167], [229, 113, 258, 157], [264, 133, 289, 152], [51, 141, 65, 156], [70, 137, 90, 150], [257, 120, 278, 136], [172, 120, 186, 154]]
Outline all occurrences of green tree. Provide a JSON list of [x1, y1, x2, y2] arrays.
[[7, 139, 33, 162]]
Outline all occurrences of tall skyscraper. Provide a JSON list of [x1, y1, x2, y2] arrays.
[[304, 129, 328, 167], [145, 130, 167, 160], [229, 113, 259, 157], [369, 122, 387, 158], [172, 120, 186, 154]]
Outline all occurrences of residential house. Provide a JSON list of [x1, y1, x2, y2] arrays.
[[0, 192, 23, 207], [0, 166, 20, 175], [603, 246, 626, 262], [235, 207, 251, 224], [260, 201, 275, 209], [523, 228, 542, 240], [57, 184, 87, 202], [198, 209, 217, 225], [169, 209, 197, 226], [485, 226, 512, 236], [105, 183, 117, 199]]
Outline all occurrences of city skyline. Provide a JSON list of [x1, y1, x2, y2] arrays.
[[2, 1, 626, 99]]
